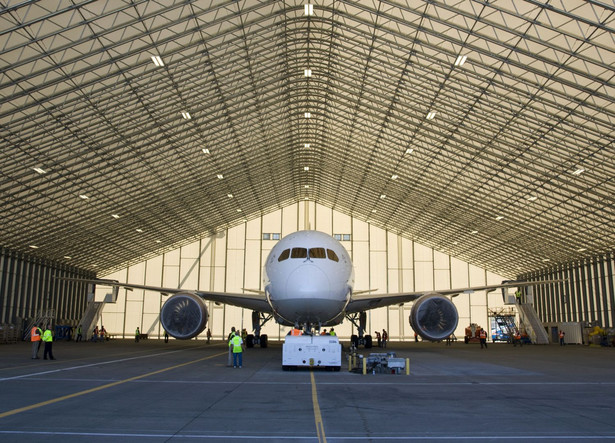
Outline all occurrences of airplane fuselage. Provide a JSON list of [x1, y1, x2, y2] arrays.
[[263, 230, 354, 327]]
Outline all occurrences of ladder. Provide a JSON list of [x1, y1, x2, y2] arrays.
[[489, 308, 518, 343]]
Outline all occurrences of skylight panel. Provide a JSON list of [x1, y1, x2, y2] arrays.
[[151, 55, 164, 67], [305, 4, 314, 16], [454, 55, 467, 67]]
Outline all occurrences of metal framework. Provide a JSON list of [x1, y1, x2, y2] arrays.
[[1, 0, 613, 277]]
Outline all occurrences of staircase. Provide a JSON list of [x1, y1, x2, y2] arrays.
[[23, 309, 56, 340], [518, 303, 549, 344], [77, 302, 105, 341]]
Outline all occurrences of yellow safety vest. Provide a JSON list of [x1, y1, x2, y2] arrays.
[[231, 335, 243, 353], [42, 329, 53, 342]]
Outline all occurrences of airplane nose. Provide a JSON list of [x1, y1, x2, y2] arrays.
[[286, 265, 330, 298]]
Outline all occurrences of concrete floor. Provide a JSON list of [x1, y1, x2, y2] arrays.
[[1, 338, 614, 442]]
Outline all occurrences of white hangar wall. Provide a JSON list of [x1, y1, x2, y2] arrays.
[[97, 202, 508, 341]]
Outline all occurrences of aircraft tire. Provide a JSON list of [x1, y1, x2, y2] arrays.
[[364, 334, 373, 348], [260, 334, 268, 348], [351, 334, 359, 348], [246, 334, 254, 348]]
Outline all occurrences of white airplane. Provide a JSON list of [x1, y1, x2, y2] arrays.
[[87, 230, 552, 348]]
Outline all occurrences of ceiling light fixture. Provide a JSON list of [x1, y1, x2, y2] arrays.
[[304, 185, 310, 188], [304, 3, 314, 15], [426, 111, 436, 120], [526, 195, 538, 201], [391, 174, 398, 180], [304, 166, 310, 171], [495, 216, 504, 221], [304, 112, 311, 118], [64, 256, 71, 260], [405, 148, 414, 154], [577, 247, 587, 252], [29, 245, 39, 249], [181, 111, 191, 120], [111, 214, 120, 219], [454, 55, 467, 66], [227, 193, 233, 198], [155, 240, 162, 243], [304, 69, 312, 77], [572, 168, 585, 175], [304, 143, 310, 148], [471, 230, 478, 234], [136, 228, 143, 233], [380, 194, 386, 199], [33, 167, 47, 174], [202, 148, 210, 154], [217, 174, 224, 179], [151, 55, 164, 67], [79, 194, 89, 200]]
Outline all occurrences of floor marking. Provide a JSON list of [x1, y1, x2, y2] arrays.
[[0, 430, 614, 440], [310, 370, 327, 443], [0, 347, 196, 381], [0, 351, 226, 419]]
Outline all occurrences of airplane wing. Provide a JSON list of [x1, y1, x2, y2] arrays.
[[68, 278, 272, 313], [346, 279, 561, 313]]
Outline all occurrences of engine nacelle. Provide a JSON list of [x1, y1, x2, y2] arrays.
[[409, 292, 458, 341], [161, 293, 208, 340]]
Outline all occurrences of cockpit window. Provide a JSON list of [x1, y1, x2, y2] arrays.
[[278, 248, 290, 262], [327, 249, 339, 262], [291, 247, 307, 259], [309, 247, 326, 259]]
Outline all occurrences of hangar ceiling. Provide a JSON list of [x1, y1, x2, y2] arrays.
[[1, 0, 614, 278]]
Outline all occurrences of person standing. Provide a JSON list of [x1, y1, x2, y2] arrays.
[[382, 329, 388, 348], [230, 332, 244, 368], [75, 325, 83, 342], [99, 325, 106, 342], [42, 325, 55, 360], [375, 331, 381, 347], [31, 324, 42, 359], [329, 328, 337, 336], [164, 329, 169, 343], [559, 330, 565, 346], [227, 327, 236, 366], [479, 328, 488, 349], [135, 327, 140, 343], [206, 328, 211, 344]]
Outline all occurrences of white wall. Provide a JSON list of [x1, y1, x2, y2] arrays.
[[97, 202, 508, 340]]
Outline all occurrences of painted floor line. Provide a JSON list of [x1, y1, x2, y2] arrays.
[[0, 352, 226, 419], [0, 430, 614, 440], [0, 346, 205, 381]]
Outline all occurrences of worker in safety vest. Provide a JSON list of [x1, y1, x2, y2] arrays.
[[227, 327, 236, 366], [290, 328, 301, 336], [42, 325, 55, 360], [230, 333, 244, 368], [31, 324, 43, 359], [479, 329, 488, 349], [329, 328, 337, 336]]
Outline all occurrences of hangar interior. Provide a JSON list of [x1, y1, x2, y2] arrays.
[[1, 1, 614, 343]]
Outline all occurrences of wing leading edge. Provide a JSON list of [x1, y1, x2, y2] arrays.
[[346, 279, 563, 313], [68, 278, 272, 313]]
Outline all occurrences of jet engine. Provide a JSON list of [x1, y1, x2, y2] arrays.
[[160, 293, 208, 340], [409, 292, 458, 341]]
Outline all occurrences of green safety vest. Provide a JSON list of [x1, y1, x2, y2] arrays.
[[42, 329, 53, 342], [231, 335, 243, 353]]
